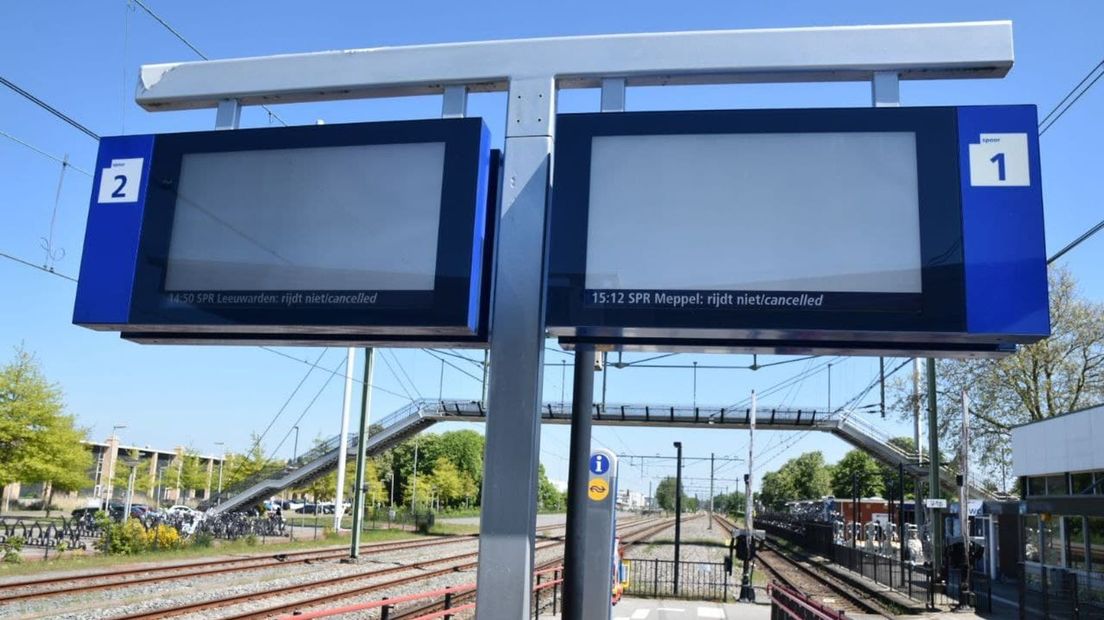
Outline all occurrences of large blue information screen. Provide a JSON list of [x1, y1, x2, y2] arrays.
[[74, 118, 493, 346], [546, 106, 1049, 356]]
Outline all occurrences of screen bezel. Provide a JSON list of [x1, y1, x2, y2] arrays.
[[547, 107, 966, 339], [128, 118, 489, 335]]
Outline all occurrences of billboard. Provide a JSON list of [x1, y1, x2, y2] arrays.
[[546, 106, 1049, 356], [74, 118, 493, 345]]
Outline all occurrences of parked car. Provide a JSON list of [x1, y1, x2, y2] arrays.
[[167, 505, 199, 518], [294, 503, 337, 514], [71, 506, 102, 521], [280, 500, 305, 512]]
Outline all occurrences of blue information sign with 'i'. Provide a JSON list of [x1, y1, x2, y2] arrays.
[[589, 453, 610, 475]]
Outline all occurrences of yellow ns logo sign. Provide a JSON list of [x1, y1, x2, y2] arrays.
[[588, 478, 609, 501]]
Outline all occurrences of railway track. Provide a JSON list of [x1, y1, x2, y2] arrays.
[[3, 515, 664, 619], [712, 514, 889, 617], [387, 515, 676, 620], [0, 516, 622, 606]]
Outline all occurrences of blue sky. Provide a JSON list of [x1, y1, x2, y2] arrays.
[[1, 1, 1102, 497]]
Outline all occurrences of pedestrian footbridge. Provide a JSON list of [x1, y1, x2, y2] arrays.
[[205, 398, 992, 514]]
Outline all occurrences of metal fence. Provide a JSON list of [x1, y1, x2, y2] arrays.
[[624, 558, 731, 601], [1018, 563, 1104, 620], [760, 517, 970, 609]]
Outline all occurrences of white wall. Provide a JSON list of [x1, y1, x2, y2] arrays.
[[1012, 405, 1104, 477]]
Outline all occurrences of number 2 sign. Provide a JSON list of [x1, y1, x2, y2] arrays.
[[97, 158, 144, 204]]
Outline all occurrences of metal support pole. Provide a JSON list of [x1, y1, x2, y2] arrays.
[[335, 347, 355, 531], [563, 345, 595, 620], [673, 441, 683, 596], [708, 452, 715, 530], [927, 358, 943, 582], [739, 390, 756, 601], [214, 98, 240, 130], [914, 358, 925, 531], [349, 348, 375, 559], [879, 357, 886, 418], [960, 390, 971, 602], [474, 76, 555, 620]]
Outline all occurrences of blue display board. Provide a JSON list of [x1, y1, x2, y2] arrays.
[[546, 106, 1048, 356], [74, 118, 493, 345]]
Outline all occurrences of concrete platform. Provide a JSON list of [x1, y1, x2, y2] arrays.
[[541, 597, 772, 619]]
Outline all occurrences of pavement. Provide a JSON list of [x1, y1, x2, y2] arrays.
[[540, 598, 772, 619]]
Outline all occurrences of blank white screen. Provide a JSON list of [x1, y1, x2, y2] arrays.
[[165, 142, 445, 291], [585, 132, 922, 293]]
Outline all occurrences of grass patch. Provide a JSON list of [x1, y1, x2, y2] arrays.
[[0, 527, 421, 578], [428, 523, 480, 536]]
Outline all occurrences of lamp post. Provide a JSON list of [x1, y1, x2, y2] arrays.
[[121, 456, 140, 523], [105, 424, 126, 502], [292, 427, 300, 462], [214, 442, 225, 505]]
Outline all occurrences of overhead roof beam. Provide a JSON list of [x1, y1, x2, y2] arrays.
[[136, 21, 1014, 111]]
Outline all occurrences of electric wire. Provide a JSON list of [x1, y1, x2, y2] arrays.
[[267, 356, 349, 458], [0, 129, 92, 176], [423, 349, 484, 384], [0, 250, 78, 282], [0, 76, 100, 140], [1039, 56, 1104, 135], [129, 0, 289, 127]]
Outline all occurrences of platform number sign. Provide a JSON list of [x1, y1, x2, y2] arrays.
[[968, 133, 1030, 187], [97, 158, 144, 204], [589, 453, 610, 475]]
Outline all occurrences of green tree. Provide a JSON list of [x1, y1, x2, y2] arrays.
[[537, 464, 564, 511], [654, 476, 678, 511], [758, 451, 832, 510], [831, 450, 885, 498], [429, 457, 465, 508], [891, 268, 1104, 486], [178, 450, 208, 501], [222, 433, 281, 490], [0, 349, 92, 513], [113, 449, 152, 499], [759, 469, 795, 511]]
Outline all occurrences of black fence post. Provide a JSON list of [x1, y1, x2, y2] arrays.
[[381, 599, 391, 620], [553, 569, 560, 615], [653, 558, 659, 597], [444, 592, 454, 620], [1018, 564, 1027, 620], [1041, 568, 1049, 620], [1070, 571, 1080, 620]]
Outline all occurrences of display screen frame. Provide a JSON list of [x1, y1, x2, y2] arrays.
[[116, 118, 491, 336], [546, 107, 968, 342]]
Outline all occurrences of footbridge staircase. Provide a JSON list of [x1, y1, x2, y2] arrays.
[[205, 398, 992, 514]]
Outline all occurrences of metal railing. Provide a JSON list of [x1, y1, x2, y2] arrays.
[[1019, 563, 1104, 619], [624, 558, 731, 601]]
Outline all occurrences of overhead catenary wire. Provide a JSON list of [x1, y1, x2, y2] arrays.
[[1038, 55, 1104, 136], [0, 129, 92, 176], [266, 356, 349, 459], [0, 76, 100, 141], [0, 249, 78, 282]]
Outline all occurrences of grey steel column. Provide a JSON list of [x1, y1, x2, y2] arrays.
[[927, 358, 943, 581], [563, 345, 595, 620], [349, 348, 375, 559], [581, 447, 617, 620], [474, 76, 555, 620], [673, 441, 683, 595]]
